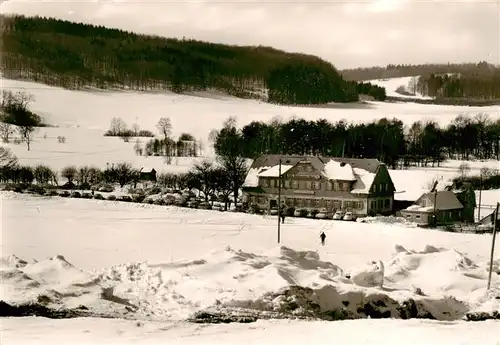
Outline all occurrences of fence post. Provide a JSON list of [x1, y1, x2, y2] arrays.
[[487, 202, 499, 290]]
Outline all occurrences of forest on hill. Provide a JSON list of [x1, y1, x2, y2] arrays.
[[0, 15, 385, 105], [341, 62, 500, 100]]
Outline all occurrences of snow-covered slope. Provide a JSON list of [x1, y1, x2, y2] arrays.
[[2, 77, 499, 173], [367, 76, 433, 99]]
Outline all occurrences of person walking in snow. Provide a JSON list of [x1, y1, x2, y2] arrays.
[[320, 231, 326, 246], [281, 213, 285, 224]]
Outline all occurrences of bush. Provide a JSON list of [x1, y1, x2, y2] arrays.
[[94, 193, 105, 200], [452, 174, 500, 190], [81, 192, 93, 199], [153, 199, 165, 205], [138, 130, 154, 137], [106, 195, 117, 201], [70, 191, 81, 198], [79, 182, 91, 190], [26, 185, 45, 195], [62, 181, 75, 189], [59, 190, 70, 197]]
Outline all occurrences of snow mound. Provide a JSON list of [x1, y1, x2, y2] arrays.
[[358, 215, 417, 227], [2, 244, 498, 321]]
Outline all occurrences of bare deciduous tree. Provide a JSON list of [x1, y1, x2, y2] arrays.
[[156, 117, 172, 140], [0, 122, 14, 143], [0, 147, 18, 168], [61, 165, 77, 184], [107, 117, 128, 136]]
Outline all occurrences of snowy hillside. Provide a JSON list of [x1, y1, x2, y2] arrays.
[[2, 78, 499, 174], [367, 76, 433, 100]]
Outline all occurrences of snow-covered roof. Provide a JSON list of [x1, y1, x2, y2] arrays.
[[350, 168, 376, 194], [403, 191, 464, 212], [322, 160, 357, 181], [243, 166, 271, 187], [257, 165, 294, 178], [405, 205, 434, 212], [243, 155, 387, 194]]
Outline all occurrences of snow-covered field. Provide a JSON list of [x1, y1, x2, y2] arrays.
[[2, 317, 499, 345], [2, 77, 499, 202], [2, 77, 499, 173], [1, 192, 500, 343], [1, 77, 500, 344]]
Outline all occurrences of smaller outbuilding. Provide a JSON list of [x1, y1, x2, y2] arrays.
[[400, 190, 467, 226]]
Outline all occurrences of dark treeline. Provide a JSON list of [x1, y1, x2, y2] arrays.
[[215, 114, 500, 169], [341, 62, 500, 100], [0, 15, 385, 104]]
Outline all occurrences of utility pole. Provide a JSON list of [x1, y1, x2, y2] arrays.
[[478, 174, 482, 222], [433, 190, 438, 227], [277, 158, 282, 244], [487, 202, 499, 290]]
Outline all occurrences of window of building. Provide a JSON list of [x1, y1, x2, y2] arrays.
[[385, 183, 389, 192], [343, 183, 350, 192], [459, 211, 462, 218], [449, 212, 452, 218], [371, 201, 376, 210], [270, 179, 275, 188], [315, 199, 321, 207], [337, 182, 343, 191], [416, 215, 421, 219], [262, 179, 269, 187], [307, 166, 313, 172], [315, 181, 321, 190], [378, 200, 383, 208], [327, 182, 333, 191], [356, 201, 364, 209], [285, 180, 290, 188], [305, 181, 311, 190], [373, 184, 377, 193], [384, 199, 390, 208], [292, 180, 298, 189]]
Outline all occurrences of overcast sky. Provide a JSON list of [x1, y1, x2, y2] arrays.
[[1, 0, 498, 69]]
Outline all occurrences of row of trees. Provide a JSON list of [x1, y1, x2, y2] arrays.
[[1, 15, 384, 105], [212, 114, 500, 169], [0, 90, 42, 150], [341, 62, 500, 101], [105, 117, 154, 138], [106, 117, 202, 158], [0, 148, 145, 188], [416, 73, 500, 100], [0, 140, 248, 207]]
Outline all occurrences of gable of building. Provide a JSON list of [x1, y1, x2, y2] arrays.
[[406, 191, 464, 212], [369, 165, 396, 194]]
